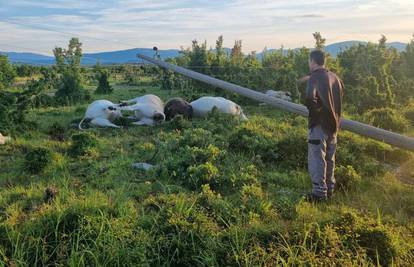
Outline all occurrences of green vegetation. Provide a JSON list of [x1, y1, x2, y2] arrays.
[[0, 84, 413, 266], [0, 34, 413, 266], [54, 38, 90, 104], [93, 62, 113, 95], [0, 55, 16, 90], [24, 147, 53, 174]]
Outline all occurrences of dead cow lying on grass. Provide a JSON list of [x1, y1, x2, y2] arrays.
[[164, 96, 248, 121], [120, 94, 166, 126], [78, 100, 123, 130]]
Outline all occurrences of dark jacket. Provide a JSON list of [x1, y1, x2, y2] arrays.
[[305, 68, 343, 135]]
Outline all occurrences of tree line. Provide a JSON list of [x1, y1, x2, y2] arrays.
[[1, 33, 414, 134]]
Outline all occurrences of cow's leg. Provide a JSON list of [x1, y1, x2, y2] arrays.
[[132, 118, 154, 126], [91, 118, 120, 128]]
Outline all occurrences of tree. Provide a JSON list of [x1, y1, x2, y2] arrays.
[[337, 37, 397, 111], [188, 40, 209, 74], [313, 32, 326, 50], [211, 36, 226, 76], [231, 40, 243, 65], [401, 35, 414, 77], [53, 38, 89, 104], [0, 55, 16, 90], [95, 69, 113, 94]]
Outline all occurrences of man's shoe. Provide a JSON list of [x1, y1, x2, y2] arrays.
[[327, 191, 334, 199], [304, 193, 327, 203]]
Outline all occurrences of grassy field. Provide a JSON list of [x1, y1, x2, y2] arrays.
[[0, 83, 413, 266]]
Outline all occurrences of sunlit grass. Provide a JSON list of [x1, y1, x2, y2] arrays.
[[0, 83, 413, 266]]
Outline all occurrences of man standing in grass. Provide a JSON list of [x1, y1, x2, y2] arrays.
[[300, 50, 344, 202]]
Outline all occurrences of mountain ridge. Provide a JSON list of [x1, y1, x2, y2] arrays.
[[1, 41, 407, 65]]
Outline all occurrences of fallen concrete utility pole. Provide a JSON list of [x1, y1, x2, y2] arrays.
[[138, 54, 414, 152]]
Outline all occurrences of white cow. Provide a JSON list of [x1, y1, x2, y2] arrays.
[[265, 90, 292, 102], [190, 96, 248, 120], [120, 94, 165, 126], [78, 100, 122, 130]]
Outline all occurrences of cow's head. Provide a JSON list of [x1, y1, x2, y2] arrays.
[[105, 106, 122, 119], [153, 112, 166, 124], [235, 105, 248, 121], [164, 98, 193, 120]]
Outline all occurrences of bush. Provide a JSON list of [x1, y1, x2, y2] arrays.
[[55, 69, 90, 105], [331, 211, 401, 266], [112, 116, 133, 127], [229, 122, 307, 169], [0, 55, 16, 90], [404, 107, 414, 125], [358, 226, 398, 266], [188, 162, 219, 188], [276, 129, 307, 169], [167, 115, 192, 131], [364, 108, 409, 132], [69, 132, 98, 157], [142, 193, 221, 266], [95, 70, 113, 94], [48, 122, 66, 141], [0, 89, 38, 134], [336, 132, 386, 176], [335, 165, 362, 191], [160, 144, 224, 190], [30, 93, 56, 108], [230, 126, 279, 163], [24, 147, 52, 174]]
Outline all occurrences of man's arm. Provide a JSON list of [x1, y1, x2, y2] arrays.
[[298, 75, 310, 85], [305, 79, 318, 112]]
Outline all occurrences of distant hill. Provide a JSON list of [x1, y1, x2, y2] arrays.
[[324, 41, 407, 56], [1, 41, 408, 65], [82, 48, 181, 65], [0, 48, 181, 66], [0, 52, 55, 65]]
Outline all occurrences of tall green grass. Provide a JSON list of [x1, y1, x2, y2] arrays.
[[0, 84, 413, 266]]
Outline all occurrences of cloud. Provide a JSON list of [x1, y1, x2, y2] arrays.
[[0, 0, 413, 54], [294, 14, 325, 18]]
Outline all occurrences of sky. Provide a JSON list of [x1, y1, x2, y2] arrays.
[[0, 0, 413, 55]]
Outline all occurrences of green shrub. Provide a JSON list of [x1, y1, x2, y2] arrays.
[[24, 147, 52, 174], [276, 129, 307, 169], [229, 164, 259, 189], [30, 93, 56, 108], [69, 132, 98, 157], [159, 144, 224, 190], [55, 69, 90, 105], [48, 122, 66, 141], [404, 108, 414, 125], [240, 184, 276, 221], [230, 123, 307, 169], [112, 116, 132, 127], [364, 108, 409, 132], [0, 55, 16, 90], [142, 193, 221, 266], [198, 184, 239, 225], [335, 165, 362, 191], [358, 225, 398, 266], [336, 132, 386, 176], [331, 212, 401, 266], [179, 128, 216, 148], [230, 126, 279, 163], [94, 70, 113, 94], [188, 162, 219, 188], [0, 88, 38, 134], [167, 114, 192, 130]]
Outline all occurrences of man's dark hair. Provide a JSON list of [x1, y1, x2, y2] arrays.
[[310, 50, 325, 66]]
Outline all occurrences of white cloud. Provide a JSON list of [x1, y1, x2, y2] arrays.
[[0, 0, 413, 54]]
